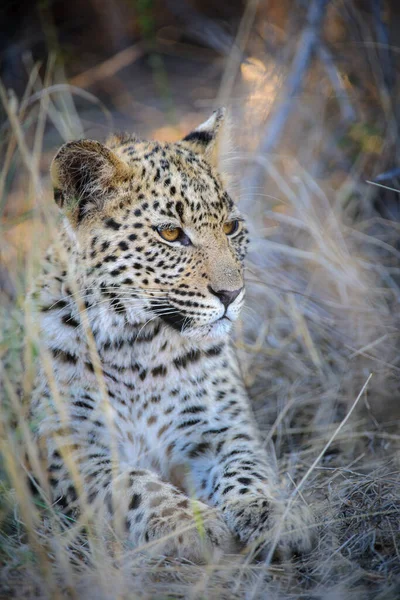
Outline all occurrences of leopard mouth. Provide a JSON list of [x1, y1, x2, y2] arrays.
[[151, 300, 231, 335]]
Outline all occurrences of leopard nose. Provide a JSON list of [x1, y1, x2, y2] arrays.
[[208, 285, 243, 309]]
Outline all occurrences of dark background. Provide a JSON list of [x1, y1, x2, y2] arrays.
[[1, 1, 400, 199]]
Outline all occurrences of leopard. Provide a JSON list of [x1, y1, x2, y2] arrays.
[[29, 109, 314, 564]]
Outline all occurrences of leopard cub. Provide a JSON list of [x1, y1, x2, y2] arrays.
[[31, 109, 313, 562]]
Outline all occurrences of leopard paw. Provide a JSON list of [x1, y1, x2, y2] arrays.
[[222, 496, 315, 558], [143, 502, 238, 564]]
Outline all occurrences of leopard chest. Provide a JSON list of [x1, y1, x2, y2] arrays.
[[95, 331, 218, 420], [95, 339, 220, 475]]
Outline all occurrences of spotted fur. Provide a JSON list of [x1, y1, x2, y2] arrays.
[[30, 109, 313, 562]]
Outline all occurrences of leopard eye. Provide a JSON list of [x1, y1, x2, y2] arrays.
[[158, 227, 182, 242], [223, 220, 240, 236], [156, 226, 192, 246]]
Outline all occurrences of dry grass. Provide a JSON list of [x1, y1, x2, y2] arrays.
[[1, 6, 400, 597]]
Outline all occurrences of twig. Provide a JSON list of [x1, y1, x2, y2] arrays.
[[374, 168, 400, 182], [369, 0, 394, 92], [366, 180, 400, 195], [275, 374, 372, 553], [248, 373, 373, 597], [318, 44, 356, 123], [216, 0, 260, 108], [257, 0, 330, 155], [243, 0, 330, 202], [70, 44, 144, 89], [25, 84, 113, 136]]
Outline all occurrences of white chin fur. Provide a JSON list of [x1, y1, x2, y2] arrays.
[[181, 298, 244, 341], [181, 317, 233, 341]]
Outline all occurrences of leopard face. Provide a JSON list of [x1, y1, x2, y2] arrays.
[[51, 110, 248, 339]]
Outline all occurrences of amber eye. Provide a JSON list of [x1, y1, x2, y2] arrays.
[[223, 220, 239, 236], [156, 226, 192, 246], [158, 227, 182, 242]]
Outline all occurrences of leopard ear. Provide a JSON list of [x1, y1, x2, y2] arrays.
[[182, 108, 226, 168], [51, 139, 132, 225]]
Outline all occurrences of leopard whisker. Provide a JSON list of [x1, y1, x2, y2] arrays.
[[49, 286, 168, 308], [82, 298, 170, 314], [43, 296, 169, 323]]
